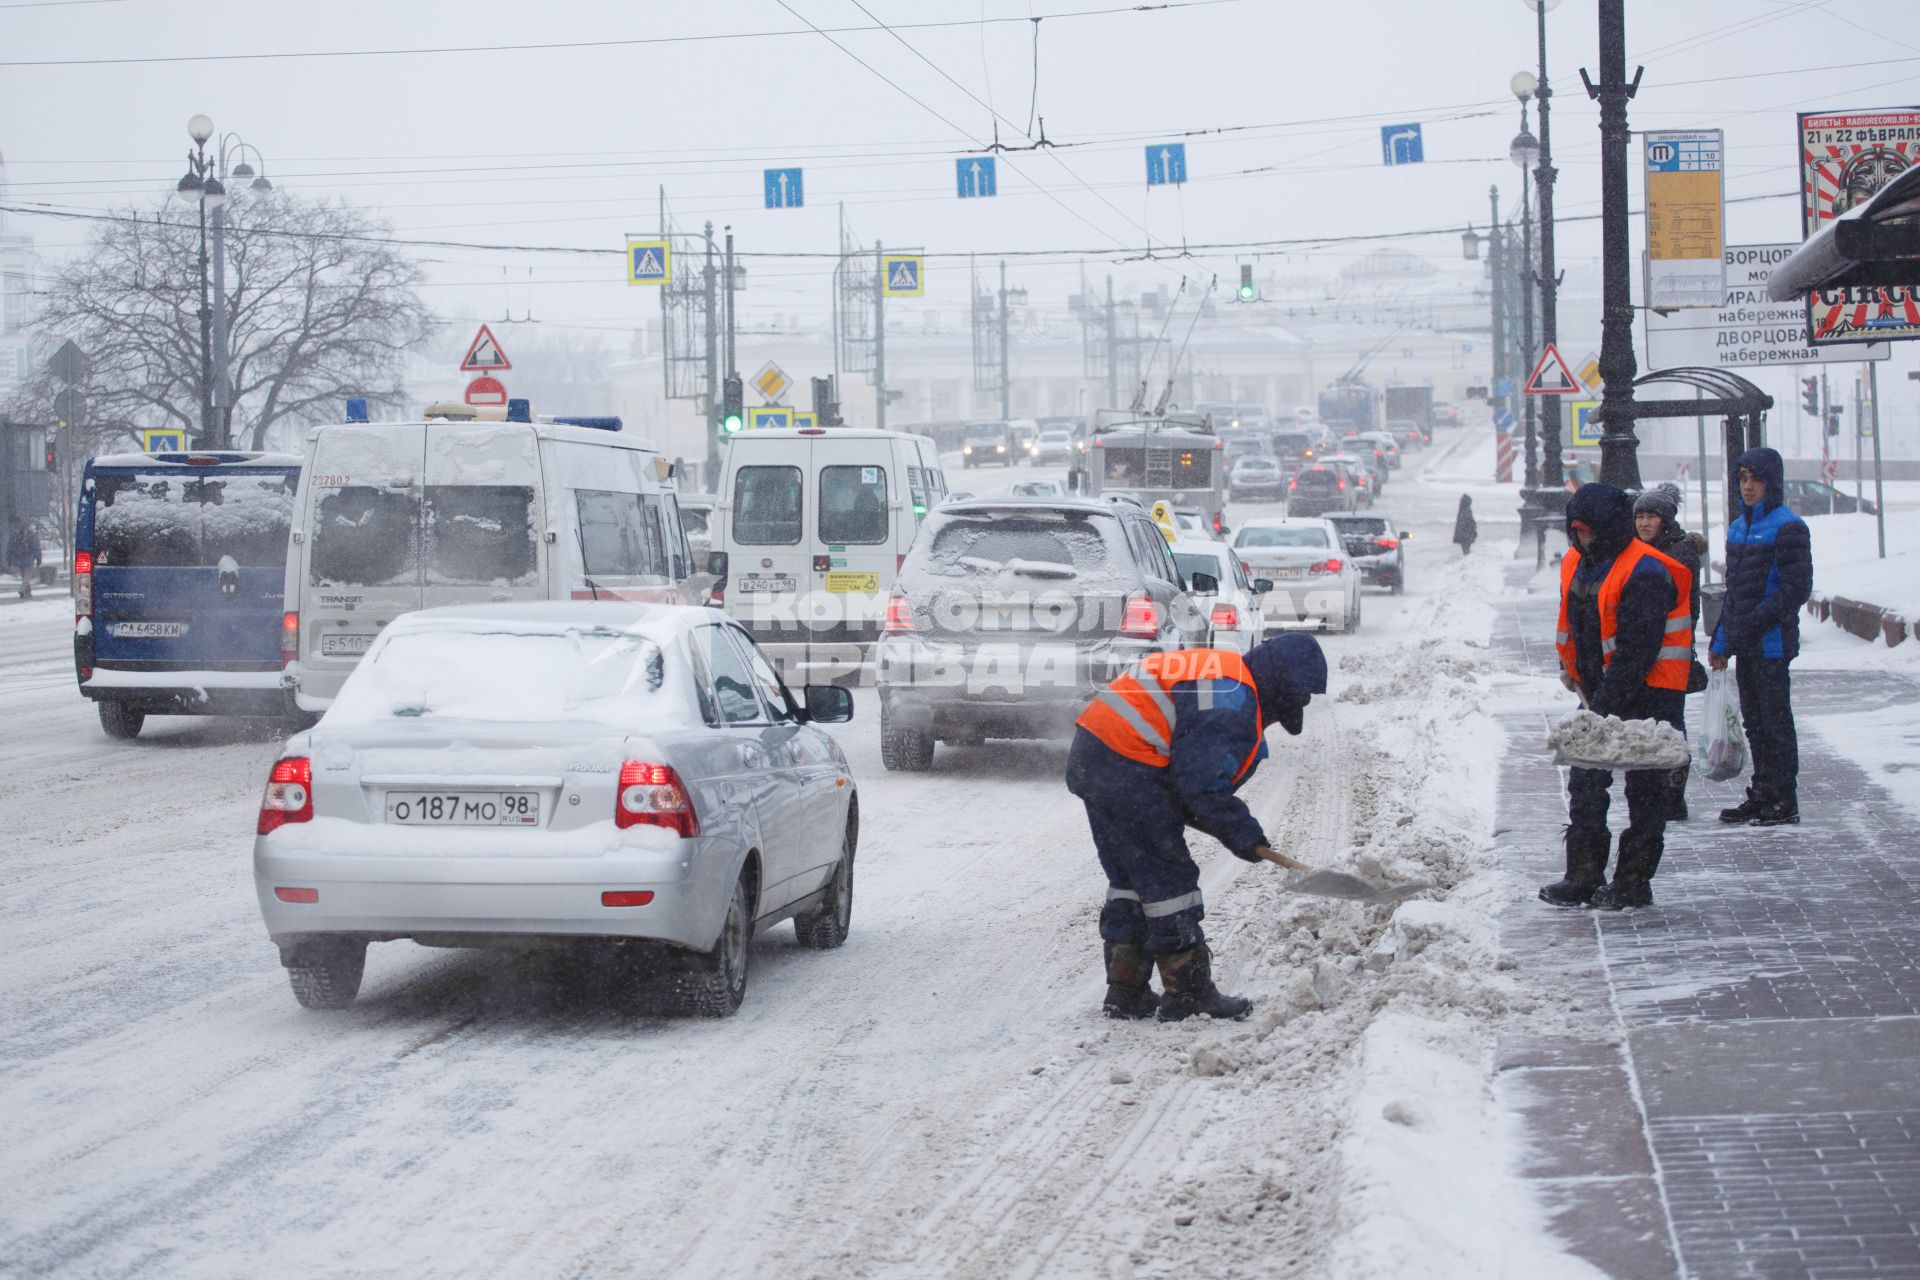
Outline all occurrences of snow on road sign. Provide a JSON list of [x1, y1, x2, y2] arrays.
[[1523, 343, 1579, 396], [626, 239, 670, 285], [882, 255, 923, 297], [459, 325, 511, 373]]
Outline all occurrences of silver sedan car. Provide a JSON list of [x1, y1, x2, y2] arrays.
[[253, 602, 858, 1017]]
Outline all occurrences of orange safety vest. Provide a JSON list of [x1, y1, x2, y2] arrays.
[[1076, 648, 1265, 783], [1555, 539, 1695, 692]]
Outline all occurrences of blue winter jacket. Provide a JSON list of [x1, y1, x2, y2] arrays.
[[1711, 447, 1813, 660]]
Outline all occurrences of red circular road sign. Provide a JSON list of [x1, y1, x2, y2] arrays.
[[465, 375, 508, 406]]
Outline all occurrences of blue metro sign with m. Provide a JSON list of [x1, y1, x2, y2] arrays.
[[1380, 123, 1424, 167], [764, 168, 804, 209]]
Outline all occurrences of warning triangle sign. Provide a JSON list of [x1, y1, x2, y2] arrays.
[[1523, 343, 1579, 396], [459, 324, 512, 373]]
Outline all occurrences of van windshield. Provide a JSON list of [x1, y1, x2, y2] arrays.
[[92, 471, 296, 569], [732, 465, 802, 545]]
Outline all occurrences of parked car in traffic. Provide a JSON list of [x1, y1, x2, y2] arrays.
[[1287, 460, 1361, 516], [1326, 513, 1410, 594], [1232, 517, 1362, 634], [1229, 455, 1287, 502], [1386, 417, 1431, 448], [1782, 478, 1876, 514], [1006, 420, 1041, 464], [1321, 451, 1381, 502], [873, 496, 1211, 769], [1035, 429, 1076, 466], [253, 602, 859, 1016], [1351, 431, 1403, 471], [1172, 539, 1272, 652]]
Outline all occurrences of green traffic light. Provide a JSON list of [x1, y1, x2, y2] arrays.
[[1238, 283, 1255, 301], [723, 415, 743, 434]]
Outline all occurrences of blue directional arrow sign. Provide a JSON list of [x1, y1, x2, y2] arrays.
[[956, 155, 997, 199], [764, 167, 805, 210], [1380, 123, 1424, 166], [1146, 143, 1187, 186]]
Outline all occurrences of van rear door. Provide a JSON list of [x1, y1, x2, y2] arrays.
[[809, 436, 895, 680], [421, 423, 545, 610], [299, 425, 427, 692], [722, 436, 812, 673]]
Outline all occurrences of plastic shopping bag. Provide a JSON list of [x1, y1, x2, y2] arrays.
[[1699, 668, 1748, 782]]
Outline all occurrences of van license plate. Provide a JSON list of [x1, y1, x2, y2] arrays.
[[825, 571, 880, 593], [385, 792, 540, 826], [319, 633, 376, 656], [736, 575, 797, 594], [112, 621, 188, 639]]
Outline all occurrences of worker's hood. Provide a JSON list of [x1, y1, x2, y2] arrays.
[[1566, 482, 1636, 563], [1735, 446, 1786, 517], [1246, 633, 1328, 736]]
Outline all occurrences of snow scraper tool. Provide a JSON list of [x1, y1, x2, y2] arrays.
[[1280, 868, 1431, 905]]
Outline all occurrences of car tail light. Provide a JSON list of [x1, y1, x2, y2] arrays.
[[1376, 537, 1400, 549], [274, 887, 319, 904], [1210, 604, 1238, 628], [73, 550, 92, 617], [1289, 478, 1298, 490], [813, 555, 832, 573], [884, 593, 915, 633], [617, 761, 699, 836], [281, 611, 299, 667], [1120, 593, 1160, 639], [1337, 479, 1347, 490], [1240, 560, 1254, 577], [1312, 558, 1344, 574], [258, 757, 313, 834], [601, 890, 655, 908]]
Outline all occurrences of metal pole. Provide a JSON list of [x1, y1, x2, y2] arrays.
[[1695, 389, 1711, 586], [1519, 131, 1538, 489], [1488, 187, 1504, 421], [210, 201, 231, 449], [1105, 275, 1118, 411], [1821, 371, 1834, 516], [1870, 361, 1886, 558], [874, 241, 886, 431], [194, 166, 214, 449], [723, 226, 737, 380], [1854, 368, 1864, 507], [998, 260, 1011, 424], [702, 223, 718, 476], [1534, 0, 1563, 489], [1591, 0, 1642, 489]]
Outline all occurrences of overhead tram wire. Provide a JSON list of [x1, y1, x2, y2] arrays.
[[0, 0, 1243, 67]]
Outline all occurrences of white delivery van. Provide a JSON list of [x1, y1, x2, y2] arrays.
[[713, 426, 946, 687], [285, 401, 699, 711]]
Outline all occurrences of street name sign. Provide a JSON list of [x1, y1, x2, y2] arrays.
[[956, 156, 997, 198], [764, 167, 804, 209], [1646, 243, 1890, 368]]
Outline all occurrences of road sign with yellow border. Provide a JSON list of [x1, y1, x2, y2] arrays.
[[881, 255, 924, 297], [625, 239, 670, 285], [747, 406, 793, 431], [141, 428, 188, 452], [792, 411, 818, 429], [1570, 400, 1602, 447]]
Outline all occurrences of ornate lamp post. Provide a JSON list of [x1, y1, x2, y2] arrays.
[[175, 115, 274, 449]]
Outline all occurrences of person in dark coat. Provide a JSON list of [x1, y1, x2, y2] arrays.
[[1541, 483, 1691, 910], [1710, 447, 1812, 827], [7, 519, 41, 599], [1067, 634, 1328, 1022], [1453, 494, 1478, 555], [1633, 482, 1709, 820]]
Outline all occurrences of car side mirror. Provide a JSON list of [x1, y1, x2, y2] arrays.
[[1189, 571, 1219, 595], [1400, 530, 1411, 540], [1253, 578, 1274, 594], [804, 684, 854, 724], [706, 550, 729, 578]]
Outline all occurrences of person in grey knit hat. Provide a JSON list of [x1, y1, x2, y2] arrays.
[[1634, 482, 1709, 820]]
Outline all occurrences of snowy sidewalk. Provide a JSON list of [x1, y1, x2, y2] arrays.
[[1491, 569, 1920, 1279]]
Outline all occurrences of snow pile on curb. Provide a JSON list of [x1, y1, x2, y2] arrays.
[[1547, 709, 1689, 770]]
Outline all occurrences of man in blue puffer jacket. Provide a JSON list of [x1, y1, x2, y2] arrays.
[[1710, 447, 1813, 826]]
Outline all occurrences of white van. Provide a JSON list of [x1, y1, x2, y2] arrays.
[[285, 402, 699, 711], [713, 426, 946, 687]]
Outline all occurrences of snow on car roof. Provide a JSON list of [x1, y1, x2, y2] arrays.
[[89, 451, 304, 469], [383, 601, 722, 643]]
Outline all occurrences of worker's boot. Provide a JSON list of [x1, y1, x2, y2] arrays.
[[1719, 788, 1767, 824], [1592, 827, 1664, 911], [1155, 944, 1251, 1022], [1102, 942, 1159, 1020], [1667, 762, 1691, 822], [1539, 827, 1610, 908]]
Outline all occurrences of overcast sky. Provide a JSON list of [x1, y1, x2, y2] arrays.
[[2, 0, 1913, 369]]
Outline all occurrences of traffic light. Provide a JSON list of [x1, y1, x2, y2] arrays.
[[1801, 377, 1820, 416], [811, 376, 842, 427], [1237, 264, 1255, 302], [721, 375, 744, 434], [1826, 406, 1843, 437]]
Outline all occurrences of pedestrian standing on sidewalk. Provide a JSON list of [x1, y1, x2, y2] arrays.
[[7, 518, 41, 600], [1541, 483, 1695, 910], [1453, 495, 1478, 556], [1067, 634, 1328, 1022], [1710, 447, 1812, 827], [1634, 482, 1709, 820]]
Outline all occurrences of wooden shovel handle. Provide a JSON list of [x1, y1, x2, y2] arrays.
[[1253, 844, 1310, 872]]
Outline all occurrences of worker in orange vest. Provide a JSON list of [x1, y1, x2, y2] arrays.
[[1541, 483, 1695, 911], [1067, 634, 1328, 1021]]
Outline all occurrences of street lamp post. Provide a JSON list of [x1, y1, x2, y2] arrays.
[[1588, 0, 1643, 489], [175, 115, 222, 448], [1511, 87, 1541, 492], [209, 133, 272, 449], [1526, 0, 1565, 490], [174, 115, 273, 451]]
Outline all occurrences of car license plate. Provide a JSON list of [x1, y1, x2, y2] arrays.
[[736, 574, 797, 594], [825, 571, 880, 593], [385, 791, 540, 826], [320, 633, 376, 657], [1270, 568, 1305, 580], [112, 620, 188, 639]]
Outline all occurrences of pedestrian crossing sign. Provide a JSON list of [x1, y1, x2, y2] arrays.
[[747, 406, 793, 431], [626, 238, 670, 285], [141, 428, 188, 453], [882, 255, 924, 297], [1570, 400, 1603, 447]]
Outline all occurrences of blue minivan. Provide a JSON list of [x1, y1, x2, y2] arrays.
[[75, 450, 304, 738]]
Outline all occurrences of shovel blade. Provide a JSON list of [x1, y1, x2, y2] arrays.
[[1282, 868, 1430, 905]]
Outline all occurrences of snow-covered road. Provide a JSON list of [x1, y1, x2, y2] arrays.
[[1, 434, 1591, 1279]]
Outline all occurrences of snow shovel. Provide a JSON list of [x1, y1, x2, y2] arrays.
[[1255, 846, 1430, 905]]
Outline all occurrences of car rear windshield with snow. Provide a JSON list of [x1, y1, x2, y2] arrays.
[[1236, 525, 1330, 549], [902, 512, 1119, 587], [310, 485, 536, 588], [818, 465, 888, 545], [1293, 467, 1341, 486], [1330, 517, 1389, 537], [327, 624, 686, 728], [311, 487, 417, 587], [732, 465, 802, 546], [92, 472, 296, 569]]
